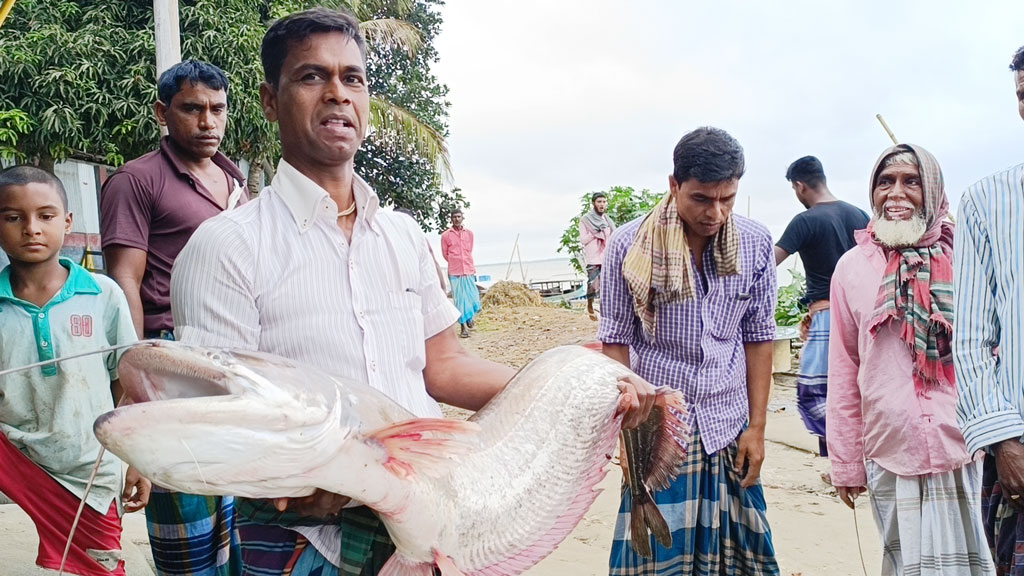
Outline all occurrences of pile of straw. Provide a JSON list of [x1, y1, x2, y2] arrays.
[[481, 281, 544, 308]]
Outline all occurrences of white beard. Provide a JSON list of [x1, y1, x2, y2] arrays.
[[873, 210, 927, 248]]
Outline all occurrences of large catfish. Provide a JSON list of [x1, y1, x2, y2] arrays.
[[94, 340, 688, 575]]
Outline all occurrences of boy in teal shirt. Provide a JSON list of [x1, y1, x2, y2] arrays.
[[0, 166, 150, 576]]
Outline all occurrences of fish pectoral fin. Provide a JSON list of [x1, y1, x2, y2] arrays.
[[644, 391, 691, 491], [378, 552, 436, 576], [367, 418, 480, 480], [433, 549, 467, 576], [378, 549, 466, 576]]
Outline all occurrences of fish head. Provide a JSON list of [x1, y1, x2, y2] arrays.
[[94, 340, 361, 497]]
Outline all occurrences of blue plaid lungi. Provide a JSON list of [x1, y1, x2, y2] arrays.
[[145, 487, 240, 576], [797, 310, 830, 456], [609, 428, 779, 575]]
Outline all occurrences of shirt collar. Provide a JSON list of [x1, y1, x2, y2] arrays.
[[0, 258, 102, 306], [272, 159, 381, 234], [159, 137, 246, 185]]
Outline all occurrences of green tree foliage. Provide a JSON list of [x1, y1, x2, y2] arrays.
[[558, 186, 662, 275], [0, 0, 458, 230], [354, 0, 467, 232], [775, 269, 808, 327]]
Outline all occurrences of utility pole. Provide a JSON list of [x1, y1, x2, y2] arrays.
[[153, 0, 181, 136]]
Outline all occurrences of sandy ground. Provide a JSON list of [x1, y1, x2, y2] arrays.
[[458, 304, 884, 576], [0, 302, 884, 575]]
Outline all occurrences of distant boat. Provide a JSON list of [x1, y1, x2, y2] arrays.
[[531, 279, 586, 304]]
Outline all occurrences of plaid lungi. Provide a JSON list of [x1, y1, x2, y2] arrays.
[[609, 428, 779, 575], [866, 459, 994, 575], [981, 454, 1024, 575], [587, 264, 602, 299], [145, 487, 240, 576], [235, 498, 395, 576], [797, 310, 830, 456]]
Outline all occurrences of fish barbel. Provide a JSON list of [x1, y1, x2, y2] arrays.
[[94, 340, 688, 575]]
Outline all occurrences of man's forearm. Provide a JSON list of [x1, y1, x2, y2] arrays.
[[424, 327, 516, 411], [602, 342, 630, 368], [744, 341, 773, 429], [112, 278, 146, 338]]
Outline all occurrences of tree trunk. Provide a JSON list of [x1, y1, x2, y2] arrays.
[[36, 152, 55, 173], [247, 159, 262, 197]]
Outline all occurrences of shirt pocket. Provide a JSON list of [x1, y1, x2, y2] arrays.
[[375, 289, 427, 366], [707, 278, 753, 340]]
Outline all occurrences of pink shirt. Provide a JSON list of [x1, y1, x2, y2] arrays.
[[579, 217, 615, 266], [827, 230, 970, 487], [440, 227, 476, 276]]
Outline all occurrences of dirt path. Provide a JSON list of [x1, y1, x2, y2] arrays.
[[455, 303, 882, 576]]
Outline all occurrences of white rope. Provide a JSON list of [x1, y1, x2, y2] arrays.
[[57, 447, 106, 576], [0, 342, 144, 379], [853, 502, 869, 576]]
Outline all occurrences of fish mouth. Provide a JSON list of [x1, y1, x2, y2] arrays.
[[118, 340, 236, 404]]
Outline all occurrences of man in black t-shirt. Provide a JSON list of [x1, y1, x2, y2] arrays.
[[775, 156, 869, 456]]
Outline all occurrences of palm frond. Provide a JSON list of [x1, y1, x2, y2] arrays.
[[370, 96, 452, 185], [360, 18, 422, 57]]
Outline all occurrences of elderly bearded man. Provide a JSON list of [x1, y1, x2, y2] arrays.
[[827, 144, 994, 575]]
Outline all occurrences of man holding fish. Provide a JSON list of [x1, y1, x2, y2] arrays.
[[599, 126, 781, 574], [170, 7, 656, 575]]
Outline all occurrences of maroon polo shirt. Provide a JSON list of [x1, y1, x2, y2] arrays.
[[100, 137, 248, 333]]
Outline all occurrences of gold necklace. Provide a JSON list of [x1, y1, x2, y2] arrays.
[[338, 201, 357, 217]]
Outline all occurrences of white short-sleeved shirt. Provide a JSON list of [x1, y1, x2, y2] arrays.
[[171, 159, 460, 417], [0, 259, 136, 514]]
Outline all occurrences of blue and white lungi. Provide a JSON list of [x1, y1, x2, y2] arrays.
[[609, 428, 779, 575], [449, 274, 481, 325], [797, 310, 830, 456]]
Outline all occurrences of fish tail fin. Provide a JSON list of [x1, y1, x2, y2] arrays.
[[630, 482, 672, 556], [629, 485, 655, 558], [378, 550, 466, 576], [368, 418, 480, 480]]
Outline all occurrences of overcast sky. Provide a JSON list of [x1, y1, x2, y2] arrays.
[[422, 0, 1024, 268]]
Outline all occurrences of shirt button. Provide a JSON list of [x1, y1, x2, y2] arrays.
[[38, 313, 45, 319], [370, 361, 377, 371], [41, 341, 49, 348]]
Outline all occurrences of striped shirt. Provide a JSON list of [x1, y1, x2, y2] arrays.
[[954, 162, 1024, 454], [171, 159, 460, 417], [171, 160, 461, 564], [598, 215, 777, 455]]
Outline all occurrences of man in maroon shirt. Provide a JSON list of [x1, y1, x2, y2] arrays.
[[99, 59, 247, 576]]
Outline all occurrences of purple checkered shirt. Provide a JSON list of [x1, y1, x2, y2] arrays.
[[598, 214, 778, 455]]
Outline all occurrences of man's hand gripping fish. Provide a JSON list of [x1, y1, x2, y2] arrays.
[[93, 341, 688, 575]]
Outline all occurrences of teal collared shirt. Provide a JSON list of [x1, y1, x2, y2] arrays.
[[0, 258, 103, 376], [0, 258, 137, 513]]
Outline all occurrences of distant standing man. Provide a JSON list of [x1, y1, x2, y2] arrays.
[[579, 191, 616, 320], [955, 44, 1024, 576], [775, 156, 868, 456], [100, 60, 248, 576], [829, 144, 993, 575], [601, 127, 779, 574], [441, 207, 480, 338]]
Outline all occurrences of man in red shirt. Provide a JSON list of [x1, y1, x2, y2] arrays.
[[440, 208, 479, 338]]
